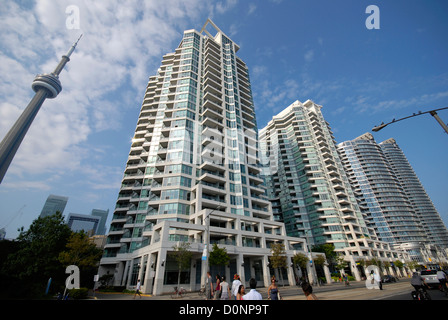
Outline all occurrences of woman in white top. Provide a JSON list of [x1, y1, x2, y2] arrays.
[[220, 276, 231, 300]]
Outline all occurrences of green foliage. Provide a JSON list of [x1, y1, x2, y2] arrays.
[[0, 212, 105, 298], [270, 243, 287, 269], [313, 254, 326, 266], [393, 260, 404, 268], [209, 243, 229, 266], [293, 253, 309, 269], [312, 244, 337, 263], [170, 242, 193, 270], [2, 212, 72, 297], [59, 231, 103, 268], [68, 287, 89, 299]]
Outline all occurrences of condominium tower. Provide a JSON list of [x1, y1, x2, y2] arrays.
[[380, 138, 448, 250], [260, 100, 409, 280], [338, 133, 448, 265], [99, 20, 311, 295]]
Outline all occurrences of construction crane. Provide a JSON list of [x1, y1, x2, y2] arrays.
[[1, 205, 26, 229]]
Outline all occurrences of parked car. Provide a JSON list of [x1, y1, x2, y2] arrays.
[[420, 270, 439, 288], [381, 275, 397, 283]]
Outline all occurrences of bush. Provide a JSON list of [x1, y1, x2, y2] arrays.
[[68, 287, 89, 300]]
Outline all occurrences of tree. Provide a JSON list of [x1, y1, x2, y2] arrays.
[[335, 255, 348, 277], [312, 244, 337, 270], [58, 231, 103, 288], [59, 231, 103, 268], [170, 242, 192, 295], [2, 212, 72, 297], [293, 253, 309, 282], [209, 243, 230, 267], [270, 243, 287, 286]]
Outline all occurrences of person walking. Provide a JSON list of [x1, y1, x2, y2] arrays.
[[301, 281, 318, 300], [231, 274, 241, 300], [343, 274, 350, 286], [242, 278, 262, 300], [236, 284, 245, 300], [373, 271, 382, 290], [268, 278, 281, 300], [437, 269, 448, 294], [133, 279, 142, 299], [220, 276, 231, 300], [214, 274, 222, 300], [205, 271, 214, 300]]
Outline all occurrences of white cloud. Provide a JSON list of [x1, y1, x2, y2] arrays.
[[304, 49, 314, 63], [248, 3, 257, 15], [0, 0, 220, 189]]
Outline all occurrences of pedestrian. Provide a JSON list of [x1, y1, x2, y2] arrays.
[[242, 278, 263, 300], [372, 271, 382, 290], [301, 281, 318, 300], [436, 269, 448, 293], [268, 277, 281, 300], [343, 274, 350, 286], [133, 279, 141, 299], [231, 274, 241, 300], [214, 274, 222, 300], [205, 271, 214, 300], [220, 276, 231, 300], [236, 284, 245, 300]]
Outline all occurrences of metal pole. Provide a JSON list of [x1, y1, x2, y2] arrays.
[[372, 106, 448, 134], [429, 111, 448, 134]]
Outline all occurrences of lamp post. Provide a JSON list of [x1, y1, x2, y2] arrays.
[[0, 35, 82, 183], [202, 205, 222, 282], [372, 107, 448, 134], [304, 230, 319, 286]]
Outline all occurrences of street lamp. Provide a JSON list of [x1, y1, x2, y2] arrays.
[[304, 230, 319, 286], [202, 205, 222, 280], [372, 107, 448, 134]]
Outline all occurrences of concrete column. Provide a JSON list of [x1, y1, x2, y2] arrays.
[[349, 256, 362, 281], [323, 263, 332, 284], [262, 254, 270, 287], [286, 256, 295, 286], [153, 248, 168, 296], [237, 253, 245, 284]]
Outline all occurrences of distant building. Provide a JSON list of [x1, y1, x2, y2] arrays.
[[91, 209, 109, 235], [0, 228, 6, 240], [39, 194, 68, 218], [67, 213, 101, 236]]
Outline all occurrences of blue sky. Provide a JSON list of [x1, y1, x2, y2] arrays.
[[1, 0, 447, 239]]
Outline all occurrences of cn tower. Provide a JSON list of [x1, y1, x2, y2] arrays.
[[0, 35, 82, 183]]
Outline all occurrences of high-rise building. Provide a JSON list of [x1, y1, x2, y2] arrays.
[[39, 194, 68, 218], [91, 208, 109, 235], [338, 133, 448, 266], [379, 138, 448, 250], [99, 20, 313, 295], [66, 212, 101, 236], [260, 100, 410, 280]]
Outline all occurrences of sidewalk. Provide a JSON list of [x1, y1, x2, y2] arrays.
[[91, 279, 412, 301]]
